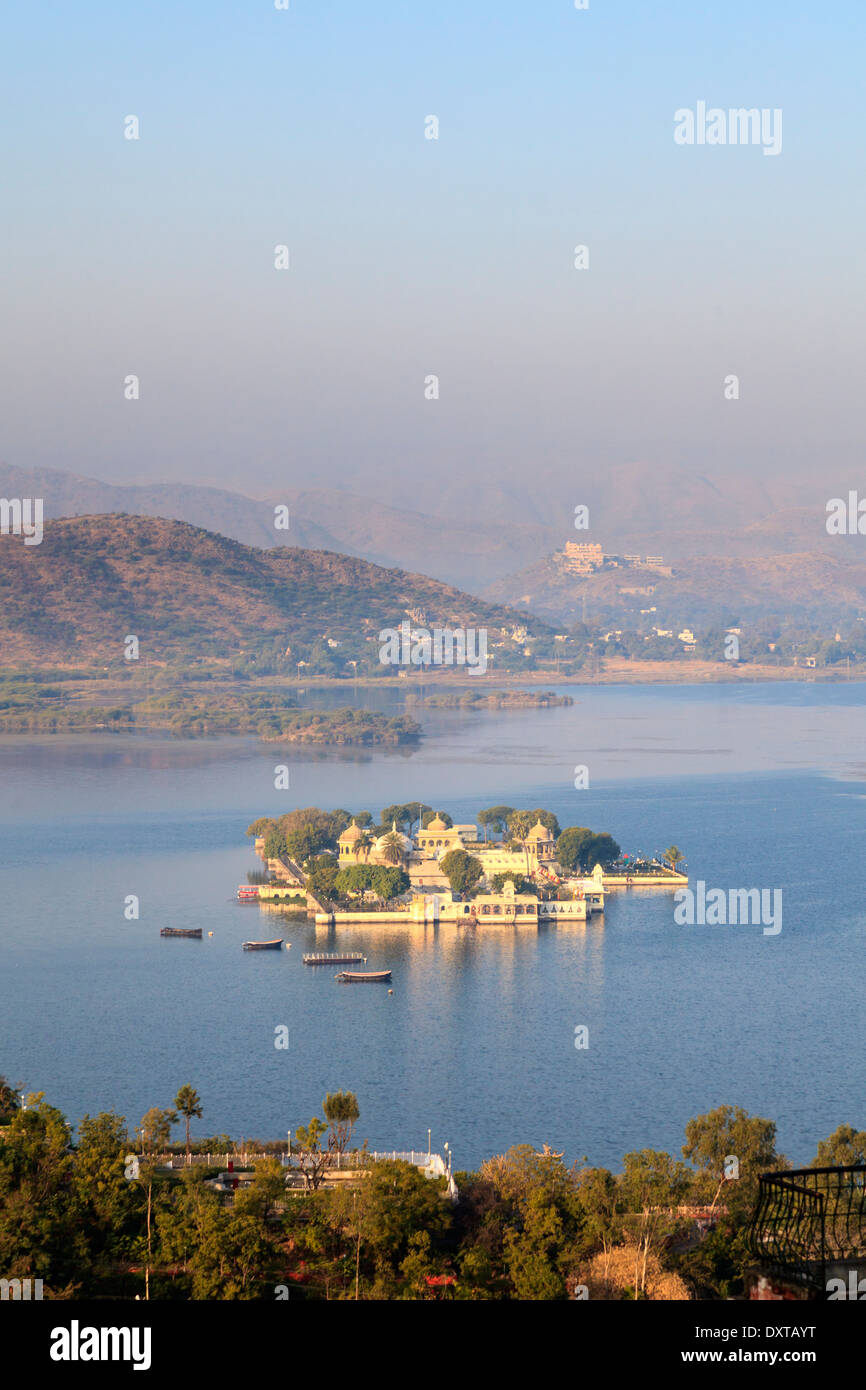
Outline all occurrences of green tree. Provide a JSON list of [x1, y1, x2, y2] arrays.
[[137, 1106, 177, 1156], [323, 1091, 360, 1154], [0, 1074, 21, 1122], [305, 854, 339, 903], [263, 830, 288, 862], [380, 803, 430, 834], [620, 1149, 692, 1298], [439, 849, 483, 897], [682, 1105, 783, 1216], [491, 872, 529, 894], [556, 827, 621, 874], [811, 1123, 866, 1168], [174, 1085, 203, 1166], [663, 845, 685, 873], [507, 809, 561, 840], [555, 827, 593, 874], [478, 806, 514, 840], [72, 1111, 135, 1267], [379, 831, 407, 866], [295, 1116, 330, 1191]]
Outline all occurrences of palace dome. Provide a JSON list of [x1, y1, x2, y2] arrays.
[[525, 820, 554, 841], [373, 824, 413, 854], [425, 814, 451, 832], [339, 821, 364, 843]]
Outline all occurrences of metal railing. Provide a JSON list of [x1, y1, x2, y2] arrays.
[[750, 1166, 866, 1291]]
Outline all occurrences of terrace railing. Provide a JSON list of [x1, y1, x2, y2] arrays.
[[750, 1166, 866, 1292]]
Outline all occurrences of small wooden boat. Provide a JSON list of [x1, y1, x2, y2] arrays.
[[335, 969, 391, 983], [243, 939, 286, 951], [160, 928, 202, 939], [304, 953, 367, 966]]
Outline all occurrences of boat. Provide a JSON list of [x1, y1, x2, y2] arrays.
[[335, 969, 392, 983], [303, 952, 367, 966], [242, 939, 286, 951], [237, 886, 259, 901], [160, 928, 202, 939]]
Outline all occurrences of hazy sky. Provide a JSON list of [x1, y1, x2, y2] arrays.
[[1, 1, 863, 506]]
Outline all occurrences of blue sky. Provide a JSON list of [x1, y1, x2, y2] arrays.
[[0, 1, 863, 506]]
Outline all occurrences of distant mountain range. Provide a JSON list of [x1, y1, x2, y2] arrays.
[[1, 461, 860, 632], [0, 515, 537, 666], [0, 460, 853, 596]]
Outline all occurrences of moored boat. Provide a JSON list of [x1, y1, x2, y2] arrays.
[[335, 969, 391, 983], [161, 928, 203, 939], [304, 953, 367, 966], [237, 886, 259, 901], [242, 939, 286, 951]]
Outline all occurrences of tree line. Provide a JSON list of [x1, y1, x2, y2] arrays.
[[2, 1075, 862, 1300]]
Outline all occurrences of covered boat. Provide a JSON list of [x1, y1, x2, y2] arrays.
[[160, 928, 202, 939], [242, 939, 286, 951], [335, 969, 391, 983]]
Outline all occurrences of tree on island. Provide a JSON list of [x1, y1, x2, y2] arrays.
[[335, 864, 409, 902], [379, 831, 407, 866], [380, 803, 431, 835], [305, 854, 340, 904], [507, 809, 561, 840], [175, 1085, 203, 1166], [440, 849, 483, 897], [663, 845, 685, 874], [491, 872, 530, 894], [478, 806, 514, 841], [556, 827, 621, 874]]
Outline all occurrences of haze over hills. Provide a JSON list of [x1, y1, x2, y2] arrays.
[[0, 461, 851, 597], [485, 549, 866, 630], [0, 515, 541, 667]]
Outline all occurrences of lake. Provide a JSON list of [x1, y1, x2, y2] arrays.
[[2, 680, 865, 1171]]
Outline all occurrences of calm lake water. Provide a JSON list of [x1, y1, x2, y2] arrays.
[[2, 681, 865, 1171]]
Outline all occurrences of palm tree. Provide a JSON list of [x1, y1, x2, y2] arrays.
[[174, 1085, 203, 1166], [356, 830, 374, 862], [380, 830, 405, 866], [662, 846, 685, 875]]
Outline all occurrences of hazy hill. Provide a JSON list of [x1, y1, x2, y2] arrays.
[[0, 515, 540, 666], [0, 463, 551, 592], [1, 460, 850, 592], [485, 549, 866, 629]]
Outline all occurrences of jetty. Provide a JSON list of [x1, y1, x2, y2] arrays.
[[303, 952, 366, 965]]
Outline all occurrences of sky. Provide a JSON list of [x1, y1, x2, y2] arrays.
[[0, 0, 863, 510]]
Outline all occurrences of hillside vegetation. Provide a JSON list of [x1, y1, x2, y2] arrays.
[[0, 515, 538, 668]]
